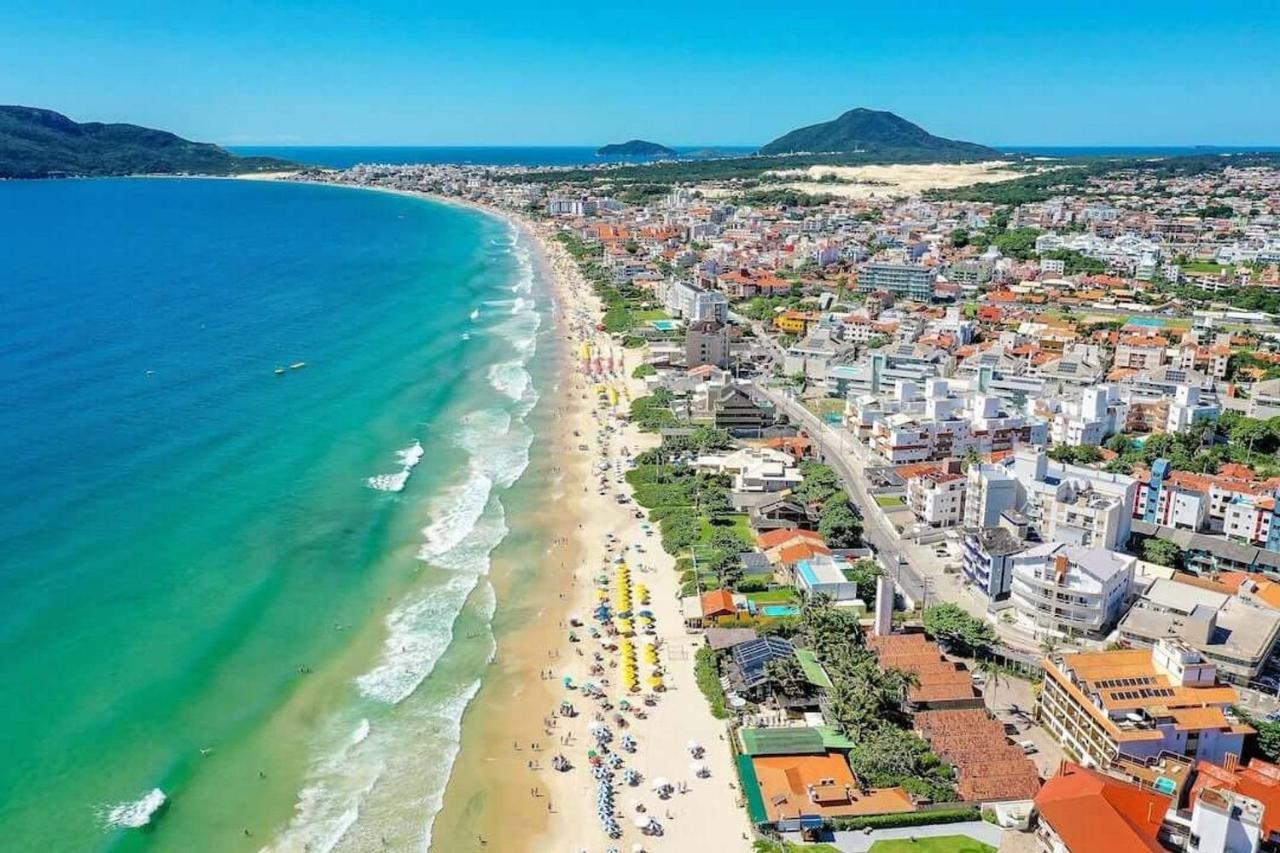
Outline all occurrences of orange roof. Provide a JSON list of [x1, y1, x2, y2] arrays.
[[757, 528, 825, 550], [752, 753, 914, 822], [1191, 758, 1280, 838], [778, 542, 831, 565], [700, 589, 736, 618], [1034, 763, 1169, 853]]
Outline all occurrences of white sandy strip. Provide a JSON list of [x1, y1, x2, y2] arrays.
[[529, 226, 753, 853]]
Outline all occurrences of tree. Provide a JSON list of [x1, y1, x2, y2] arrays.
[[819, 494, 863, 548], [689, 425, 734, 451], [1255, 720, 1280, 763], [700, 487, 735, 521], [923, 603, 996, 657], [1104, 433, 1133, 454], [1142, 537, 1182, 569], [795, 461, 841, 505], [763, 656, 809, 701]]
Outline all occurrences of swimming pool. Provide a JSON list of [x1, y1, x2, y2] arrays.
[[650, 319, 679, 331], [761, 604, 799, 617]]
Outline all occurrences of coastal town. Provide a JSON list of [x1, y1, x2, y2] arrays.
[[290, 154, 1280, 853]]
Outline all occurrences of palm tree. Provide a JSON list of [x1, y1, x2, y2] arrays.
[[976, 659, 1005, 709], [764, 657, 808, 703]]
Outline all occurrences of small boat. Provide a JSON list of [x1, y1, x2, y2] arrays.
[[290, 362, 307, 370], [274, 367, 285, 375]]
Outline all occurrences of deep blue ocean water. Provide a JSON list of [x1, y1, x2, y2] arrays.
[[230, 144, 1279, 171], [231, 145, 758, 169], [0, 177, 551, 851]]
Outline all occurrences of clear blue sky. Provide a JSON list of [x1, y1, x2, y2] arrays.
[[2, 0, 1277, 147]]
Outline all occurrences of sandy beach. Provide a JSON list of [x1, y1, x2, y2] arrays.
[[515, 221, 752, 853]]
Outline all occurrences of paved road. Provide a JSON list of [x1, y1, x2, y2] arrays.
[[750, 381, 929, 606]]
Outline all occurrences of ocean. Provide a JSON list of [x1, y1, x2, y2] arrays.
[[229, 145, 759, 169], [0, 177, 554, 850]]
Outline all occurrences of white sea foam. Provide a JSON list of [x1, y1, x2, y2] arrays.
[[366, 440, 423, 493], [469, 307, 480, 321], [101, 788, 166, 829], [419, 679, 483, 848], [486, 359, 532, 403], [350, 718, 371, 747], [270, 221, 544, 852]]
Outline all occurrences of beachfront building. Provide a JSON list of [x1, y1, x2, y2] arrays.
[[692, 446, 802, 494], [1037, 640, 1252, 769], [792, 554, 862, 605], [684, 320, 730, 369], [1010, 542, 1135, 639], [747, 752, 914, 827], [663, 280, 728, 323]]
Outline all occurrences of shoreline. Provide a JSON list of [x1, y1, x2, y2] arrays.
[[258, 173, 752, 851]]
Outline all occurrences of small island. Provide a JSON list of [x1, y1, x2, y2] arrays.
[[596, 139, 677, 158]]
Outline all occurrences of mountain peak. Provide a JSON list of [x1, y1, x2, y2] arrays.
[[759, 108, 999, 160]]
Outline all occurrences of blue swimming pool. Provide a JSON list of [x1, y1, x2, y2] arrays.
[[762, 604, 799, 617], [650, 319, 678, 331]]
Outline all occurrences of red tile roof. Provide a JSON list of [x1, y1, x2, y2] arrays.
[[1035, 763, 1169, 853]]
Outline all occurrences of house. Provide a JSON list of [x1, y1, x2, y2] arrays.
[[747, 493, 812, 531], [727, 636, 796, 694], [693, 447, 802, 494], [701, 589, 740, 620], [793, 554, 862, 606], [749, 752, 915, 824], [1037, 640, 1252, 769], [758, 529, 830, 567], [914, 709, 1042, 802], [1033, 762, 1171, 853]]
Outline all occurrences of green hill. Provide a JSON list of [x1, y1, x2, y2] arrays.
[[597, 139, 677, 157], [760, 107, 999, 160], [0, 105, 297, 178]]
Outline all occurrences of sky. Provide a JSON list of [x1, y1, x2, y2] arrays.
[[2, 0, 1278, 147]]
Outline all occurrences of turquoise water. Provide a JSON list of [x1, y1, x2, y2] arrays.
[[761, 605, 799, 617], [0, 178, 551, 850]]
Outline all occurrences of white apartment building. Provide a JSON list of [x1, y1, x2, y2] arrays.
[[866, 379, 1048, 464], [663, 280, 729, 323], [1166, 383, 1220, 434], [1048, 385, 1127, 447], [964, 463, 1019, 528], [968, 448, 1138, 551], [1011, 542, 1135, 638], [906, 469, 967, 528]]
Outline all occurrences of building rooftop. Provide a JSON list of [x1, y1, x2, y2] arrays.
[[1034, 763, 1170, 853], [751, 752, 915, 822]]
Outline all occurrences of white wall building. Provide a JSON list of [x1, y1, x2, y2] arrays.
[[1011, 542, 1135, 638]]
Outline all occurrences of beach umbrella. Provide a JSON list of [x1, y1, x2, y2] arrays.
[[648, 676, 664, 689], [633, 815, 651, 829], [650, 778, 670, 792]]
